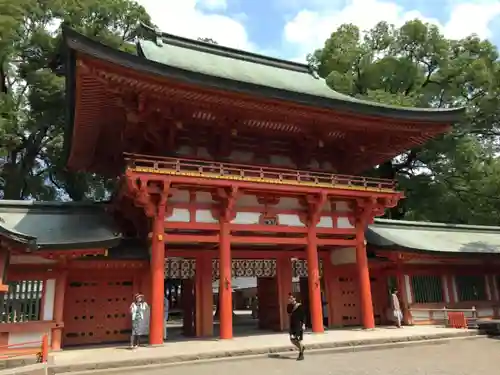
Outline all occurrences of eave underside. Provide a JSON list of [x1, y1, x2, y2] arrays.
[[66, 55, 450, 175]]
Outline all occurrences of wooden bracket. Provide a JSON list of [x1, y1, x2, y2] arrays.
[[218, 186, 239, 222], [306, 192, 328, 226]]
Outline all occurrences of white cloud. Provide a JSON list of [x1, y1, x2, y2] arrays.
[[136, 0, 252, 50], [198, 0, 228, 11], [283, 0, 500, 61]]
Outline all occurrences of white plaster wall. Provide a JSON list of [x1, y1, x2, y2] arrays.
[[43, 279, 55, 321], [196, 210, 217, 223], [317, 216, 334, 228], [404, 275, 413, 304], [166, 208, 190, 222], [8, 331, 51, 348], [330, 247, 356, 265], [335, 201, 354, 229], [442, 276, 450, 303], [231, 212, 260, 225], [277, 214, 304, 227]]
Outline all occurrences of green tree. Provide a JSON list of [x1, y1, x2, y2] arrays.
[[308, 20, 500, 224], [0, 0, 152, 200]]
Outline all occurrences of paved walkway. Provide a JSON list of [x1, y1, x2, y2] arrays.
[[50, 326, 477, 373], [112, 337, 499, 375]]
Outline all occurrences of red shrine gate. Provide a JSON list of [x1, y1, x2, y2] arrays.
[[110, 154, 402, 344], [51, 25, 463, 347]]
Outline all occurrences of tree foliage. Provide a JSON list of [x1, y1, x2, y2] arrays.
[[308, 20, 500, 224], [0, 0, 151, 201]]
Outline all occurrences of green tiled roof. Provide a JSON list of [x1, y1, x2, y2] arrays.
[[367, 219, 500, 254], [0, 200, 122, 250], [135, 24, 465, 123]]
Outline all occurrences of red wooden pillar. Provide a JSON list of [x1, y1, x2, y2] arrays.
[[219, 219, 233, 339], [277, 256, 292, 331], [51, 270, 68, 350], [0, 249, 9, 292], [306, 227, 324, 333], [196, 254, 214, 337], [149, 203, 166, 346], [355, 222, 375, 329]]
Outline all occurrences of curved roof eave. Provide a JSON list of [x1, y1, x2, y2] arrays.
[[367, 218, 500, 255], [61, 27, 466, 124], [0, 200, 123, 251]]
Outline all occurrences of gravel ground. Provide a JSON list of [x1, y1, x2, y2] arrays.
[[117, 337, 499, 375]]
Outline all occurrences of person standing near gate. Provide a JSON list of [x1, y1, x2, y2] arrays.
[[130, 293, 148, 349], [287, 293, 306, 361], [391, 289, 403, 328], [164, 292, 169, 340]]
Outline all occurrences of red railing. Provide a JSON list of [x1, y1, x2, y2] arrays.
[[0, 334, 49, 363], [124, 153, 396, 192]]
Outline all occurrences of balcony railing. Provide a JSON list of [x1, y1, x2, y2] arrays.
[[124, 153, 396, 192]]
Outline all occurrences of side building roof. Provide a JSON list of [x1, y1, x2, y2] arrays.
[[0, 200, 122, 250], [367, 218, 500, 255]]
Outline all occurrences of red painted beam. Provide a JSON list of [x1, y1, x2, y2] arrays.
[[167, 234, 220, 243], [317, 238, 357, 246], [131, 172, 401, 199], [165, 221, 356, 235], [230, 236, 307, 245]]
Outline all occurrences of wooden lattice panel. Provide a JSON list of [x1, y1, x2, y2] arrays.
[[165, 259, 196, 279], [292, 259, 323, 278], [63, 278, 133, 346], [211, 259, 276, 280]]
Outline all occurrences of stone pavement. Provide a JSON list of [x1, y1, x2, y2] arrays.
[[111, 336, 499, 375], [49, 326, 479, 374]]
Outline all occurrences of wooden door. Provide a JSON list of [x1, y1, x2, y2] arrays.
[[63, 277, 133, 346], [337, 275, 361, 326]]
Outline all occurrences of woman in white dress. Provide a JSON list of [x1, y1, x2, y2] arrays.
[[391, 289, 403, 328]]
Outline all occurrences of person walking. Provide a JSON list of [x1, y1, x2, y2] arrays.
[[391, 289, 403, 328], [130, 293, 149, 349], [286, 293, 306, 361]]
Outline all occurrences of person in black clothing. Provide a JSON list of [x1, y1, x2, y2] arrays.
[[287, 293, 305, 361]]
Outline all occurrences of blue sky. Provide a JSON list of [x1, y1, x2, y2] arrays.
[[138, 0, 500, 61]]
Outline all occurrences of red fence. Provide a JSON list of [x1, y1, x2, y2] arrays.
[[124, 153, 396, 192], [0, 334, 49, 363]]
